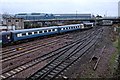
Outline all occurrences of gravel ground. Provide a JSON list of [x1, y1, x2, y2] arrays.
[[58, 26, 118, 79]]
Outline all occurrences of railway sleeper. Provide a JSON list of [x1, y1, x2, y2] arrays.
[[44, 68, 50, 71], [55, 67, 62, 71], [53, 60, 60, 63], [52, 70, 59, 73], [47, 65, 54, 68], [61, 63, 69, 67], [34, 74, 40, 77], [44, 76, 51, 80], [41, 70, 47, 73], [57, 66, 65, 70], [58, 65, 66, 69], [50, 63, 57, 67], [52, 62, 60, 65], [50, 72, 56, 75], [47, 74, 54, 78], [37, 72, 44, 75]]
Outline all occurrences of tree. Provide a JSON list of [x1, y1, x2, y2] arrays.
[[96, 15, 102, 18], [2, 12, 12, 19]]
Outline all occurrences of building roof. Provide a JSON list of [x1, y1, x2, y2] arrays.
[[16, 13, 91, 16], [54, 14, 91, 16], [11, 26, 58, 33], [5, 17, 24, 19]]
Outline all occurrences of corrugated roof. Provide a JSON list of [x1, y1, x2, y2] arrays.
[[11, 26, 58, 33]]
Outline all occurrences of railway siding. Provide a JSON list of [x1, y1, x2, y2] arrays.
[[2, 27, 101, 79], [27, 29, 102, 80]]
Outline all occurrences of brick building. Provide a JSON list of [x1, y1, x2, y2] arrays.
[[3, 18, 24, 30]]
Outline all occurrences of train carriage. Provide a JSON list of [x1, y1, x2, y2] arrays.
[[83, 23, 94, 29], [102, 20, 113, 26], [11, 26, 59, 41], [2, 23, 94, 45], [2, 31, 13, 44], [59, 24, 82, 33]]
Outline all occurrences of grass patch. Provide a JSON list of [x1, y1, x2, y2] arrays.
[[0, 42, 2, 48], [117, 27, 120, 33], [109, 51, 118, 74], [118, 36, 120, 53], [109, 36, 120, 76]]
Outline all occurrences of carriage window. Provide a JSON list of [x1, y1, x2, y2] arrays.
[[22, 33, 26, 36], [34, 31, 38, 34], [37, 31, 39, 34], [44, 30, 47, 33], [55, 29, 57, 31], [26, 32, 28, 35], [28, 32, 32, 35], [52, 29, 55, 31], [32, 32, 34, 35], [17, 33, 22, 37], [39, 31, 42, 33], [17, 34, 19, 37], [48, 30, 51, 32]]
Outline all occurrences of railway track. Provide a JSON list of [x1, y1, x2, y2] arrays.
[[1, 34, 69, 55], [2, 29, 85, 52], [1, 28, 97, 79], [2, 29, 91, 53], [2, 39, 65, 60], [1, 30, 85, 57], [1, 29, 92, 62], [26, 28, 103, 80], [2, 29, 94, 76]]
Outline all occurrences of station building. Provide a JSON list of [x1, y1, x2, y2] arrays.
[[15, 13, 55, 20], [15, 13, 92, 20], [54, 14, 92, 19], [2, 17, 24, 30]]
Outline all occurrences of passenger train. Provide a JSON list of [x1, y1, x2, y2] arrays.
[[1, 23, 94, 45], [102, 20, 113, 26]]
